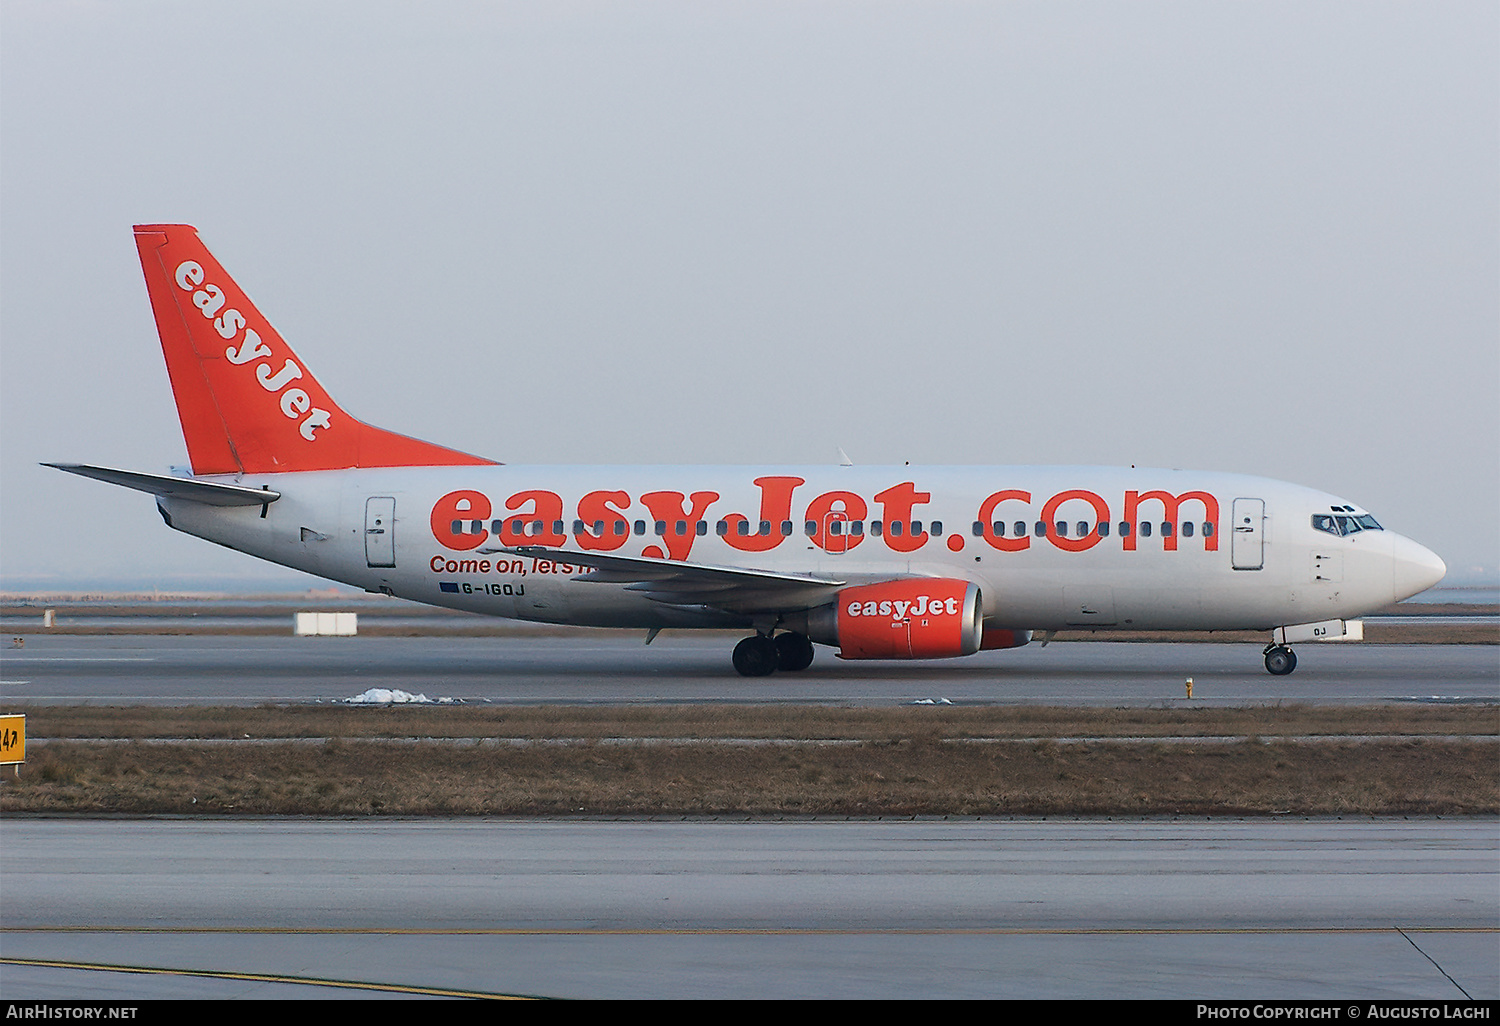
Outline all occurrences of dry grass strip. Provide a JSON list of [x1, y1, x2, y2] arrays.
[[4, 737, 1494, 817], [11, 702, 1497, 741], [2, 704, 1495, 817]]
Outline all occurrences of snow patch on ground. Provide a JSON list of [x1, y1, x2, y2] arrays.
[[344, 688, 459, 704]]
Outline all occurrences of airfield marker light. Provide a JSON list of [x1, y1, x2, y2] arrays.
[[1185, 677, 1194, 699]]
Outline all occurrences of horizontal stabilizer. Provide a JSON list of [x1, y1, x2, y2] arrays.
[[43, 463, 281, 507]]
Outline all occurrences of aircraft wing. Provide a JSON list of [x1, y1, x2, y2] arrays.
[[43, 463, 282, 507], [490, 545, 846, 614]]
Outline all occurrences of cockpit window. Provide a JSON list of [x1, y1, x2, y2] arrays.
[[1313, 512, 1384, 537]]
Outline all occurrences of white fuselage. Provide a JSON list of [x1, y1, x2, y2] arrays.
[[158, 464, 1444, 633]]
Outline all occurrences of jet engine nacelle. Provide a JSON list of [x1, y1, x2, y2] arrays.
[[980, 627, 1032, 650], [806, 578, 983, 659]]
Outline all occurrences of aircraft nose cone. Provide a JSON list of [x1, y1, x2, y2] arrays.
[[1391, 534, 1446, 602]]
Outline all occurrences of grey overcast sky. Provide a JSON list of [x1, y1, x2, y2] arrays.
[[1, 1, 1496, 590]]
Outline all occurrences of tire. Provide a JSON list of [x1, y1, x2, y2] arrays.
[[774, 632, 815, 672], [732, 635, 779, 677], [1264, 646, 1297, 676]]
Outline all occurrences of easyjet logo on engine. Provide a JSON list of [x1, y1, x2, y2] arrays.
[[174, 260, 333, 441], [833, 579, 980, 660], [847, 595, 959, 621]]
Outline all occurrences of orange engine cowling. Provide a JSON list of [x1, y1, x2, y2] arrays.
[[826, 579, 983, 660]]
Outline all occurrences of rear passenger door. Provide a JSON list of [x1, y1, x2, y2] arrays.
[[365, 497, 396, 568]]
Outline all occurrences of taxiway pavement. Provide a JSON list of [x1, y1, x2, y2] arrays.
[[1, 818, 1495, 1000], [1, 634, 1495, 706]]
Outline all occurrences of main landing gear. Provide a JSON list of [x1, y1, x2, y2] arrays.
[[1263, 644, 1297, 676], [732, 632, 815, 677]]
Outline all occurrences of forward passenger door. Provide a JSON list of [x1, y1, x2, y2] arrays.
[[1231, 498, 1264, 571]]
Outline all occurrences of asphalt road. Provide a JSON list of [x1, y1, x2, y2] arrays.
[[1, 818, 1495, 1000], [1, 634, 1495, 706]]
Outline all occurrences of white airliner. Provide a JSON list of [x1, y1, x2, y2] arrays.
[[49, 225, 1446, 676]]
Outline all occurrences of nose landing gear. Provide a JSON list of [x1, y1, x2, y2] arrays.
[[732, 631, 815, 677], [1263, 644, 1297, 676]]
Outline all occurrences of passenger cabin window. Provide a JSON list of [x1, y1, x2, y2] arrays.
[[1118, 522, 1131, 537], [1033, 521, 1045, 537], [1014, 521, 1025, 537], [1202, 522, 1214, 537], [634, 520, 646, 536], [1161, 522, 1172, 537], [890, 521, 903, 537], [719, 521, 731, 536], [849, 521, 863, 536], [1140, 522, 1152, 538], [1056, 521, 1068, 537], [1097, 523, 1110, 537], [1182, 522, 1195, 538], [930, 521, 942, 536], [870, 521, 883, 537], [654, 521, 667, 536], [697, 521, 708, 536]]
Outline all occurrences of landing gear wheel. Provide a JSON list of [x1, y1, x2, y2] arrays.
[[733, 634, 779, 677], [774, 632, 815, 672], [1264, 645, 1297, 676]]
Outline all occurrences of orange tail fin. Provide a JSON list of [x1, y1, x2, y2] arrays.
[[133, 224, 497, 475]]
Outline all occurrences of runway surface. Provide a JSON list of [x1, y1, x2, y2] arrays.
[[1, 818, 1495, 999], [1, 634, 1495, 706], [3, 637, 1494, 999]]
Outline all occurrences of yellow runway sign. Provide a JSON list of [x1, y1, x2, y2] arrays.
[[1, 714, 24, 764]]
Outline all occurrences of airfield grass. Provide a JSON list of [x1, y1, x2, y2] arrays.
[[3, 704, 1495, 817]]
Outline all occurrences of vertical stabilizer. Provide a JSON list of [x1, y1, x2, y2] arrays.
[[133, 224, 496, 475]]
